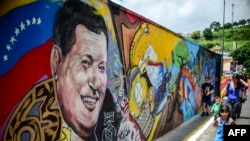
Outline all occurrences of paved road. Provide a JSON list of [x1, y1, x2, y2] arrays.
[[156, 91, 250, 141]]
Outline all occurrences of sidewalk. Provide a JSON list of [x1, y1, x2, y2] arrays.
[[156, 91, 250, 141], [155, 107, 211, 141]]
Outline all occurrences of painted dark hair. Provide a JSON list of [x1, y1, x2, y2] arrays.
[[52, 0, 108, 56]]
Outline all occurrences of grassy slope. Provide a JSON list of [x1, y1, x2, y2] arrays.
[[187, 26, 250, 53]]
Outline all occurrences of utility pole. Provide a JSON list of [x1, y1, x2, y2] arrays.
[[232, 3, 234, 24], [221, 0, 225, 74]]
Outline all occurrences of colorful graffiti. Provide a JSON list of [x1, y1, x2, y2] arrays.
[[220, 76, 231, 96], [0, 0, 222, 141]]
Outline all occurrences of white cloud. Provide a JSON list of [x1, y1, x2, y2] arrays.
[[178, 0, 196, 17], [111, 0, 250, 34]]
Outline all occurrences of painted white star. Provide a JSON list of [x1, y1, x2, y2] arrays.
[[20, 21, 25, 31], [26, 19, 31, 26], [37, 17, 42, 25], [6, 44, 12, 51], [32, 17, 36, 24], [3, 55, 8, 61], [10, 36, 17, 45], [14, 28, 20, 36]]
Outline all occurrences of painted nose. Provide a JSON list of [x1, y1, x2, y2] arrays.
[[88, 69, 100, 92]]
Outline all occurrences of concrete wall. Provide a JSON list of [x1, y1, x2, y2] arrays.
[[223, 56, 233, 72], [0, 0, 221, 140]]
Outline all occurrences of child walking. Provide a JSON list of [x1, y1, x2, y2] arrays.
[[210, 96, 221, 120], [213, 105, 236, 141]]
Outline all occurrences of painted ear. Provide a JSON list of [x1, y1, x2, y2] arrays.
[[50, 45, 62, 79]]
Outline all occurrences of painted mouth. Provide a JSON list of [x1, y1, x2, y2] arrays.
[[81, 96, 98, 106]]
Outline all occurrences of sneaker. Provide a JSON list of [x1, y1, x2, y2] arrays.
[[205, 112, 209, 116], [201, 112, 205, 116]]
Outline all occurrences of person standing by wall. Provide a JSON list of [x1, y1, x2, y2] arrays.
[[201, 76, 215, 116], [238, 69, 248, 118], [222, 73, 248, 120]]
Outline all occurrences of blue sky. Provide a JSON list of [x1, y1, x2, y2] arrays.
[[111, 0, 250, 34]]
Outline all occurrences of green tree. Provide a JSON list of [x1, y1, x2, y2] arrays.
[[232, 21, 238, 28], [191, 31, 200, 40], [224, 22, 232, 29], [210, 21, 220, 31], [239, 19, 247, 26], [203, 28, 213, 40], [231, 43, 250, 73], [247, 18, 250, 25]]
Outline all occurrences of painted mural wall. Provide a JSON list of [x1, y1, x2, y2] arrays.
[[0, 0, 222, 141]]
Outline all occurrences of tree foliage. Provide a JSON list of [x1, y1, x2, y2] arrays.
[[224, 22, 232, 29], [239, 19, 247, 26], [247, 18, 250, 25], [231, 43, 250, 73], [210, 21, 220, 31], [191, 31, 200, 40], [203, 28, 213, 40], [173, 41, 190, 67], [233, 21, 238, 27]]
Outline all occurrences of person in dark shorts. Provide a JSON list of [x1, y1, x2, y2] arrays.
[[201, 76, 215, 116], [237, 70, 248, 118]]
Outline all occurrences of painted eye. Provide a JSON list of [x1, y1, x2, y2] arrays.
[[82, 60, 90, 68], [99, 64, 106, 72]]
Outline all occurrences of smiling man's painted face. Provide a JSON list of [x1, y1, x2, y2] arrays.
[[53, 24, 107, 138]]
